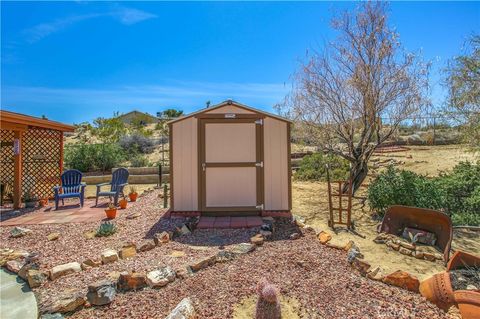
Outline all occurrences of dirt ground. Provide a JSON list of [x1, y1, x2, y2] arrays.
[[83, 184, 158, 198], [292, 145, 479, 281]]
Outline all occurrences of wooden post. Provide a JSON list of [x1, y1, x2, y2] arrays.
[[13, 130, 23, 209], [59, 132, 64, 186], [163, 183, 168, 208]]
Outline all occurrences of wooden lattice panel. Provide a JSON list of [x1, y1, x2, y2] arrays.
[[22, 127, 62, 199], [0, 130, 15, 202]]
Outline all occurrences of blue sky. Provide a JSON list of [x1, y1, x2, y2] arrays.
[[1, 1, 479, 124]]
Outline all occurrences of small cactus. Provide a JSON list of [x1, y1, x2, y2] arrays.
[[96, 221, 117, 237], [255, 278, 281, 319]]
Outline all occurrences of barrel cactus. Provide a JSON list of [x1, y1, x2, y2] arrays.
[[96, 221, 117, 237], [255, 278, 281, 319]]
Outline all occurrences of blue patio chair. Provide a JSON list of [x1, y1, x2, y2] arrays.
[[95, 168, 129, 206], [53, 169, 86, 210]]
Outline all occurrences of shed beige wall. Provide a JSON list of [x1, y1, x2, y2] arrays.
[[264, 117, 289, 210], [171, 117, 198, 211]]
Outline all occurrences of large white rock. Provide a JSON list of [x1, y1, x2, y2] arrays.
[[165, 297, 195, 319], [101, 249, 118, 264], [146, 266, 176, 288], [50, 262, 82, 280]]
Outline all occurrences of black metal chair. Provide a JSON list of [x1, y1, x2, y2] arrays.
[[95, 168, 129, 206]]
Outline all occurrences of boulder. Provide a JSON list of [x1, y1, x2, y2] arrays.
[[318, 231, 332, 244], [165, 297, 195, 319], [101, 249, 118, 264], [373, 233, 389, 244], [42, 291, 85, 313], [47, 233, 60, 241], [137, 239, 156, 252], [170, 250, 186, 258], [119, 242, 136, 259], [189, 255, 216, 272], [50, 262, 82, 280], [10, 226, 32, 238], [250, 234, 264, 246], [386, 241, 400, 251], [343, 240, 355, 251], [367, 267, 384, 281], [27, 269, 48, 288], [153, 231, 170, 245], [0, 249, 29, 266], [414, 251, 424, 259], [18, 261, 40, 280], [383, 270, 420, 292], [146, 266, 176, 288], [5, 259, 25, 273], [351, 258, 371, 276], [86, 280, 116, 306], [81, 258, 102, 270], [117, 271, 147, 291], [228, 243, 255, 255]]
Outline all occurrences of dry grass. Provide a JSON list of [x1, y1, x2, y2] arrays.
[[84, 184, 158, 198], [292, 145, 479, 281]]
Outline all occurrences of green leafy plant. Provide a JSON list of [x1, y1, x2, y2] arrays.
[[95, 221, 117, 237], [64, 143, 125, 173], [22, 191, 37, 202], [130, 155, 150, 167], [129, 186, 138, 195], [295, 152, 349, 181], [368, 162, 480, 226]]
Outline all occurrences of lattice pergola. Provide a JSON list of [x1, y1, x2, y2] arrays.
[[0, 111, 74, 208]]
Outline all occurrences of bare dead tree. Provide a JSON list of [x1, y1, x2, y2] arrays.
[[280, 1, 430, 194]]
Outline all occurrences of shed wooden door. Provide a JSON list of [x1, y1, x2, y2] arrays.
[[199, 118, 264, 212]]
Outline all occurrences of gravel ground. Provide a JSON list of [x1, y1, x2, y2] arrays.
[[73, 233, 449, 319], [1, 190, 451, 318]]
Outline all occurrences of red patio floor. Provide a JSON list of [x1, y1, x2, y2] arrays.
[[196, 216, 263, 229], [0, 199, 119, 226]]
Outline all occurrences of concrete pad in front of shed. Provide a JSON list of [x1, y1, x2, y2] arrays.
[[0, 269, 38, 319]]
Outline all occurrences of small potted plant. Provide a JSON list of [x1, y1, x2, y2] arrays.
[[119, 195, 128, 209], [23, 191, 38, 208], [38, 197, 49, 207], [128, 186, 138, 202], [104, 202, 117, 219]]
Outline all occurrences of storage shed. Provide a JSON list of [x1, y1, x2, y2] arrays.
[[168, 100, 292, 215], [0, 110, 74, 208]]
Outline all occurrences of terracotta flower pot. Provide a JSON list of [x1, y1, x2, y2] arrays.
[[128, 193, 138, 202], [419, 251, 480, 313], [105, 208, 117, 219], [38, 198, 48, 207], [419, 272, 455, 310], [119, 199, 128, 209], [454, 290, 480, 319]]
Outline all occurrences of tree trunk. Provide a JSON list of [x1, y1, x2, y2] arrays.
[[344, 159, 369, 195]]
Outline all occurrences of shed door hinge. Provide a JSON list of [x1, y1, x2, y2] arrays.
[[255, 119, 263, 125], [256, 204, 264, 210], [255, 161, 263, 167]]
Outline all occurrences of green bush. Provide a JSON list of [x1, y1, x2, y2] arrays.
[[295, 152, 349, 181], [367, 166, 445, 217], [64, 143, 125, 173], [130, 155, 150, 167], [368, 162, 480, 226]]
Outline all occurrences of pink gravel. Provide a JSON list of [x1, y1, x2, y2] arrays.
[[1, 191, 450, 318]]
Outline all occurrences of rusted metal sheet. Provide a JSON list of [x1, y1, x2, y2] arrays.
[[380, 205, 453, 263]]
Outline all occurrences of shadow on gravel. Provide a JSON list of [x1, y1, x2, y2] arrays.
[[145, 215, 303, 247]]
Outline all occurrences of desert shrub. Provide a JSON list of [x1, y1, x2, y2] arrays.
[[367, 166, 445, 217], [119, 133, 154, 155], [95, 221, 117, 237], [368, 162, 480, 226], [295, 152, 349, 181], [130, 155, 150, 167], [64, 143, 124, 172]]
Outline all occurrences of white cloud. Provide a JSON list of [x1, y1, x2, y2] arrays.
[[21, 6, 157, 43], [110, 6, 157, 26]]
